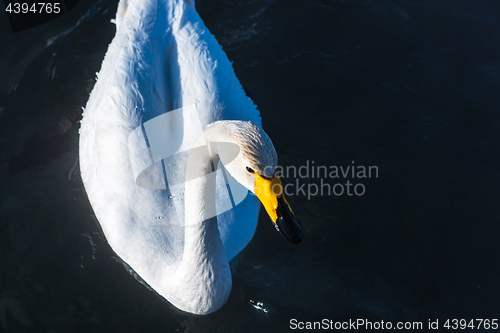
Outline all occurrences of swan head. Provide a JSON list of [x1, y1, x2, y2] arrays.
[[210, 121, 303, 244]]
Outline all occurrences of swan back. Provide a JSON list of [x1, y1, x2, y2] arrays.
[[79, 0, 261, 303]]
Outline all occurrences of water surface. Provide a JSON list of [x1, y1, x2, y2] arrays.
[[1, 0, 500, 332]]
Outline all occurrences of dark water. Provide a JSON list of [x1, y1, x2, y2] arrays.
[[1, 0, 500, 332]]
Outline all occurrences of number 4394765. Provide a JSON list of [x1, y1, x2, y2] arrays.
[[6, 3, 61, 14], [444, 319, 498, 330]]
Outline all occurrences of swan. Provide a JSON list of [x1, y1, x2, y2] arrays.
[[79, 0, 303, 315]]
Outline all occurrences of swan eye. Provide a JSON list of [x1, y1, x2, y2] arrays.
[[246, 166, 255, 174]]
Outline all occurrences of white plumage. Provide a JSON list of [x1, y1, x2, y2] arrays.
[[79, 0, 272, 314]]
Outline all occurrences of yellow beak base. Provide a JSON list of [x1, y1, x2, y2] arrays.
[[254, 174, 303, 243], [254, 174, 281, 223]]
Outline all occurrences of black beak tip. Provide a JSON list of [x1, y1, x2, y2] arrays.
[[276, 216, 303, 243], [274, 196, 304, 244]]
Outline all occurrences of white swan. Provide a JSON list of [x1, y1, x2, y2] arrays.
[[79, 0, 303, 315]]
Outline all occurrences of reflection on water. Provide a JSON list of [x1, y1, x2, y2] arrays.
[[1, 0, 500, 331]]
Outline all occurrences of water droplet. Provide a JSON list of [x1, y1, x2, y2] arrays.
[[156, 216, 164, 220], [249, 300, 268, 313]]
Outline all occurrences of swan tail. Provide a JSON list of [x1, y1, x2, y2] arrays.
[[186, 0, 195, 10], [115, 0, 128, 30]]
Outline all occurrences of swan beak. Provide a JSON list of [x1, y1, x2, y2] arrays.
[[254, 174, 303, 244]]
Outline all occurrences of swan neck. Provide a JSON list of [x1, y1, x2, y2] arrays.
[[170, 124, 232, 314]]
